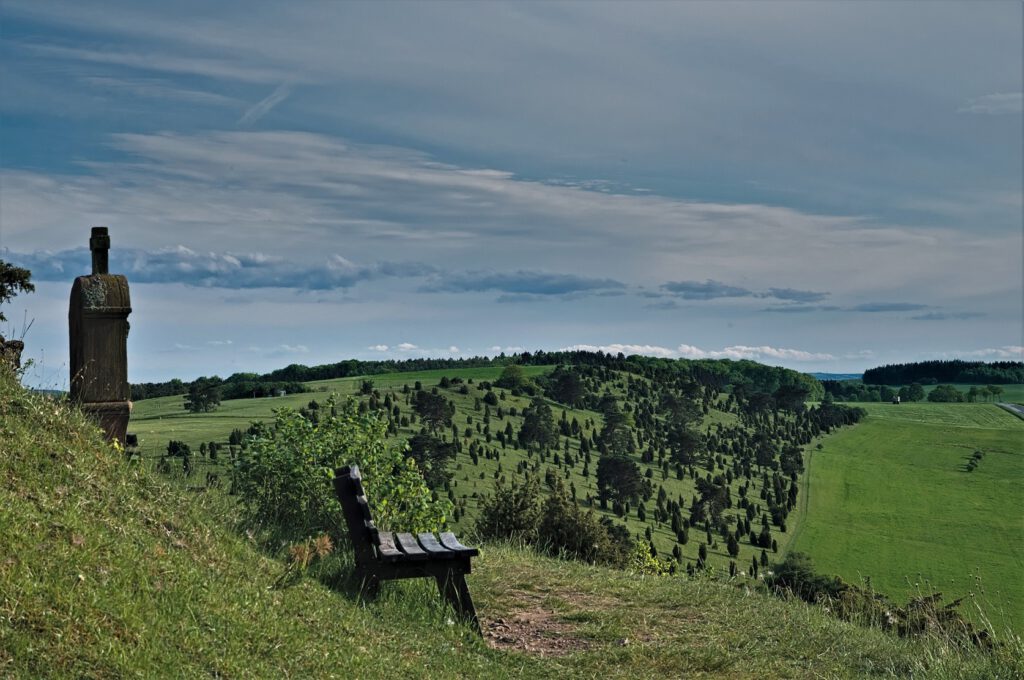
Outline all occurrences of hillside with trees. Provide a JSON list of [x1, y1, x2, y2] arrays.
[[134, 355, 848, 578]]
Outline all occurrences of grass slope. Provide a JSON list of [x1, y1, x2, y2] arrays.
[[790, 402, 1023, 632], [2, 368, 1019, 678]]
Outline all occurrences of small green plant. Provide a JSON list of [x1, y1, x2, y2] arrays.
[[628, 539, 670, 576]]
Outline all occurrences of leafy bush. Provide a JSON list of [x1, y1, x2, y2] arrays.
[[537, 478, 625, 566], [475, 475, 627, 566], [475, 476, 542, 543], [628, 539, 670, 576], [234, 396, 449, 542]]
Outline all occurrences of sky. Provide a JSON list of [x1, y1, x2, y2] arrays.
[[1, 0, 1021, 387]]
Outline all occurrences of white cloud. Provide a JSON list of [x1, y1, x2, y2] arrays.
[[562, 343, 834, 363], [447, 345, 461, 353], [396, 342, 418, 352], [206, 340, 233, 346], [677, 344, 835, 362], [562, 344, 679, 359], [946, 346, 1024, 360], [368, 344, 389, 352], [278, 344, 309, 353]]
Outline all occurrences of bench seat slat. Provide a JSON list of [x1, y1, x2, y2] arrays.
[[375, 531, 405, 561], [395, 532, 428, 560], [417, 532, 456, 559], [439, 532, 479, 557]]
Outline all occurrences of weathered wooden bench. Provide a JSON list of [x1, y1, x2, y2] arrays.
[[333, 465, 480, 632]]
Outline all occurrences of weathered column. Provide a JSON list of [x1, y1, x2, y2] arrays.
[[69, 227, 132, 443]]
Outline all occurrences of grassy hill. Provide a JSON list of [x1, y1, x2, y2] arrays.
[[130, 364, 785, 576], [791, 401, 1024, 632], [2, 367, 1020, 678]]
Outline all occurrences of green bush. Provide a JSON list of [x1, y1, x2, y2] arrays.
[[476, 475, 627, 566], [537, 478, 625, 566], [475, 475, 542, 543], [234, 396, 449, 542]]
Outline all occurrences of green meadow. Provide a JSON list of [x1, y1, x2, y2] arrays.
[[790, 401, 1024, 631]]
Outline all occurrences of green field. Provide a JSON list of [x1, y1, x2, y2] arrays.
[[917, 383, 1024, 403], [790, 401, 1024, 631]]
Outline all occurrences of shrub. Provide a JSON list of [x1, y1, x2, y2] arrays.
[[475, 475, 542, 543], [628, 539, 670, 576], [234, 396, 449, 543], [537, 478, 625, 566]]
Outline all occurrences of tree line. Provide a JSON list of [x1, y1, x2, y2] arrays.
[[862, 360, 1023, 386]]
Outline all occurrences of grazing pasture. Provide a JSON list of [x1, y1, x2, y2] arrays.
[[790, 401, 1023, 631]]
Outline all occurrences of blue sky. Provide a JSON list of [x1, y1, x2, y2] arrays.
[[1, 0, 1021, 387]]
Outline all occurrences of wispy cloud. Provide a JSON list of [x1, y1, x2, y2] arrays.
[[942, 346, 1024, 360], [848, 302, 929, 313], [239, 82, 292, 125], [957, 92, 1023, 115], [6, 246, 433, 290], [659, 280, 830, 303], [81, 76, 240, 107], [661, 279, 753, 300], [763, 287, 830, 303], [423, 270, 626, 297], [22, 42, 293, 84], [761, 302, 931, 314], [910, 311, 985, 321]]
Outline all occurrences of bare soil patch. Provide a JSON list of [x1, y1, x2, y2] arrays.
[[483, 589, 593, 656]]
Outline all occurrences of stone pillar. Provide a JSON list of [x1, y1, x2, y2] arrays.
[[69, 227, 132, 443]]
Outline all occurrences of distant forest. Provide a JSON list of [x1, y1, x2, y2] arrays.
[[130, 350, 823, 402], [862, 360, 1023, 386]]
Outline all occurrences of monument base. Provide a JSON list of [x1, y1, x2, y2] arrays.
[[80, 401, 131, 444]]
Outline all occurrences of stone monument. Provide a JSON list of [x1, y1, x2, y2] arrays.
[[69, 227, 132, 443]]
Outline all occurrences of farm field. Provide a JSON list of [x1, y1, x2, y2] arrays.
[[789, 401, 1024, 631]]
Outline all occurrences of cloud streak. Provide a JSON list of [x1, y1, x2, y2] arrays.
[[239, 82, 292, 125], [658, 280, 830, 304], [423, 270, 626, 297]]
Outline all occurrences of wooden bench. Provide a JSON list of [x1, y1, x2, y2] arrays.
[[333, 465, 480, 632]]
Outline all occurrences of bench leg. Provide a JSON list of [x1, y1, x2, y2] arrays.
[[357, 571, 381, 600], [435, 571, 481, 634]]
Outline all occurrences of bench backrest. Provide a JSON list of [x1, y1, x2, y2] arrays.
[[333, 465, 379, 566]]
